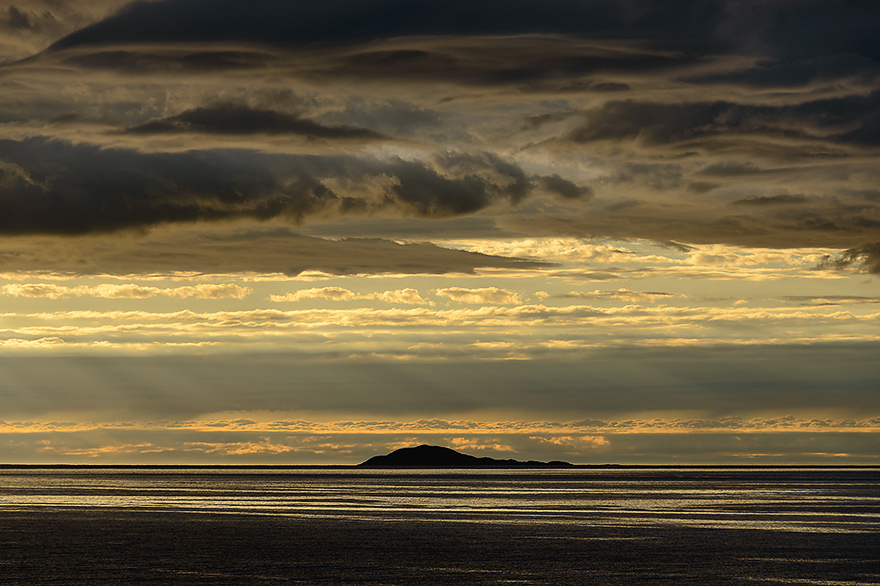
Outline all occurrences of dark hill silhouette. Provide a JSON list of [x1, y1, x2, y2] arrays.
[[358, 445, 573, 468]]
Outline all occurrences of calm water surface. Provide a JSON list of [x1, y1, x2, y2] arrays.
[[1, 468, 878, 585]]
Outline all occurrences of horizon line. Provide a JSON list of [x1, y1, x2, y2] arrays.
[[2, 463, 877, 469]]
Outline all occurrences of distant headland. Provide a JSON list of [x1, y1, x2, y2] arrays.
[[358, 445, 575, 468]]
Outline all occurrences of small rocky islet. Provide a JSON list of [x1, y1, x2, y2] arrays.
[[358, 444, 574, 468]]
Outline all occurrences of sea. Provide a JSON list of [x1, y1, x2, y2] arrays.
[[0, 467, 877, 585]]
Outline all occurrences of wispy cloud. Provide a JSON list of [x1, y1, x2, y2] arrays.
[[553, 289, 682, 303], [1, 282, 251, 299]]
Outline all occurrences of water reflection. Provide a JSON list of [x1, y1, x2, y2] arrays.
[[1, 469, 878, 586], [1, 468, 877, 534]]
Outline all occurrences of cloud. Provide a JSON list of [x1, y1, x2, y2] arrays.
[[0, 0, 128, 63], [0, 283, 70, 298], [272, 287, 360, 302], [6, 6, 31, 30], [434, 286, 521, 305], [529, 435, 609, 449], [730, 194, 809, 206], [7, 426, 877, 464], [317, 40, 695, 87], [270, 286, 431, 305], [58, 47, 280, 73], [0, 138, 586, 235], [715, 0, 880, 63], [46, 0, 880, 74], [818, 242, 880, 274], [127, 103, 384, 140], [0, 283, 252, 299], [23, 414, 874, 435], [569, 101, 732, 145], [536, 174, 594, 200], [46, 0, 722, 53], [567, 91, 880, 155], [500, 200, 880, 250], [446, 239, 643, 263], [567, 98, 876, 147], [319, 99, 442, 136], [783, 295, 880, 306], [2, 1, 877, 260], [683, 53, 880, 89], [7, 301, 877, 359], [376, 288, 432, 305], [0, 227, 546, 276], [33, 36, 696, 89], [12, 302, 876, 333], [558, 288, 680, 303]]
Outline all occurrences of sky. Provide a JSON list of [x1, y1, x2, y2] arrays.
[[0, 0, 878, 464]]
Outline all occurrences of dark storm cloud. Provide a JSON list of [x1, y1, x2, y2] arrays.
[[61, 48, 278, 72], [49, 0, 727, 53], [537, 174, 593, 200], [0, 138, 288, 234], [840, 112, 880, 146], [1, 0, 876, 256], [0, 1, 130, 63], [127, 103, 384, 140], [683, 53, 880, 88], [42, 38, 697, 87], [322, 43, 695, 86], [44, 1, 880, 84], [718, 0, 880, 62], [0, 138, 585, 235], [14, 0, 880, 94], [568, 93, 880, 148]]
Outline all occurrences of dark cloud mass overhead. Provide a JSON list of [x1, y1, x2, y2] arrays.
[[44, 0, 880, 67], [0, 0, 876, 264], [0, 1, 875, 239], [48, 0, 722, 52]]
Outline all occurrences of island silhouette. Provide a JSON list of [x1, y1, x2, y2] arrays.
[[358, 445, 574, 468]]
